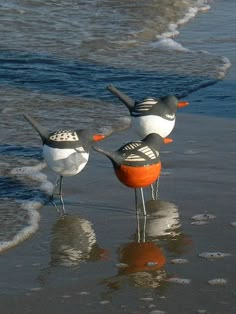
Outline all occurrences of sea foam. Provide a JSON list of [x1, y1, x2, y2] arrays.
[[150, 38, 190, 52], [0, 162, 54, 252], [0, 201, 41, 252], [156, 0, 210, 40]]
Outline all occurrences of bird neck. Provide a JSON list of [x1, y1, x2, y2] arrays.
[[93, 146, 122, 167], [142, 133, 163, 150], [161, 96, 178, 113]]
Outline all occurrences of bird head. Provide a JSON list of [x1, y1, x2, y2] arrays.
[[161, 95, 189, 110], [143, 133, 173, 150]]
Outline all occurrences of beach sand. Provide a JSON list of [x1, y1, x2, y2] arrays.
[[1, 109, 236, 313]]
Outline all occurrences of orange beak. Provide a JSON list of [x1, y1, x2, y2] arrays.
[[163, 137, 173, 144], [177, 101, 189, 108], [93, 134, 106, 142]]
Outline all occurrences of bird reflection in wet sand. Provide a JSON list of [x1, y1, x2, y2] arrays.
[[144, 199, 192, 255], [103, 214, 167, 290], [50, 214, 108, 267], [103, 199, 192, 291]]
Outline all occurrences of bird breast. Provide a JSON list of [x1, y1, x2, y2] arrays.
[[43, 145, 89, 176], [115, 162, 162, 188], [132, 115, 175, 138]]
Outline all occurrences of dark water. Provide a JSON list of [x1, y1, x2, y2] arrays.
[[0, 49, 227, 100]]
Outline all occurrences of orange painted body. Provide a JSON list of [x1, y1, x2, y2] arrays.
[[114, 162, 161, 188], [119, 242, 166, 274]]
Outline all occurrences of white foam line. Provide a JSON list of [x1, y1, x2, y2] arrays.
[[151, 1, 231, 80], [10, 161, 47, 176], [0, 162, 55, 252], [152, 3, 209, 52], [217, 57, 232, 79], [150, 38, 190, 52], [10, 161, 54, 195], [0, 201, 41, 253], [155, 1, 211, 47]]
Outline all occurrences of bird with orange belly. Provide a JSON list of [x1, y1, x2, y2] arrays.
[[93, 133, 172, 216]]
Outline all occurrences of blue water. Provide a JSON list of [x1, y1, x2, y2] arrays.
[[0, 0, 231, 110], [0, 50, 222, 100], [178, 0, 236, 118]]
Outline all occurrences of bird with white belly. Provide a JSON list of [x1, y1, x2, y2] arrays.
[[107, 84, 189, 139], [24, 113, 105, 215]]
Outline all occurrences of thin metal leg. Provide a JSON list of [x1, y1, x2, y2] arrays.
[[151, 184, 155, 200], [143, 214, 147, 243], [58, 176, 66, 216], [155, 178, 160, 200], [151, 179, 160, 201], [50, 176, 60, 213], [140, 188, 146, 216], [135, 189, 141, 243], [136, 210, 141, 243]]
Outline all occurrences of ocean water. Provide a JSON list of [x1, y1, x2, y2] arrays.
[[0, 0, 233, 251]]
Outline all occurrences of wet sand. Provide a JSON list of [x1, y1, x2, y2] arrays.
[[0, 110, 236, 313]]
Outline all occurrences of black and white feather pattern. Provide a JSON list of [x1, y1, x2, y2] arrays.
[[132, 98, 158, 117], [49, 130, 79, 142], [119, 142, 159, 164]]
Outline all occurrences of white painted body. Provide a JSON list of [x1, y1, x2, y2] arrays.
[[43, 145, 89, 176], [132, 115, 175, 138]]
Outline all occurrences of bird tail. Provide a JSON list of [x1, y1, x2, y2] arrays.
[[23, 113, 49, 142], [92, 145, 120, 165], [107, 84, 135, 111]]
